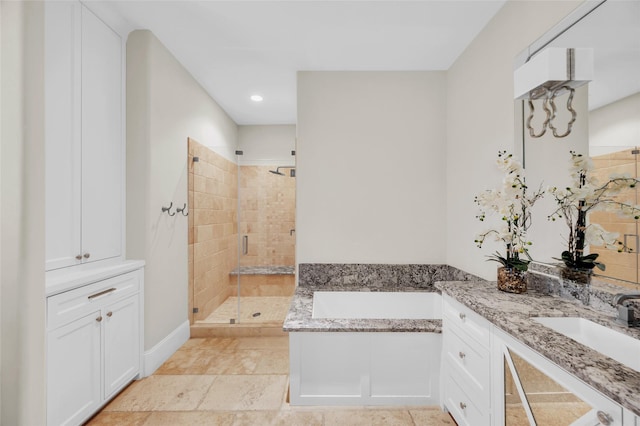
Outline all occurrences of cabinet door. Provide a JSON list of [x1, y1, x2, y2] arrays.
[[80, 5, 122, 264], [47, 310, 102, 426], [45, 1, 82, 271], [494, 328, 623, 426], [103, 294, 140, 399]]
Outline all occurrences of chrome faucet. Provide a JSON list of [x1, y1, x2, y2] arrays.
[[613, 292, 640, 326]]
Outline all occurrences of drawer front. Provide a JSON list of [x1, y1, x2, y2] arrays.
[[444, 368, 490, 426], [443, 325, 490, 404], [443, 294, 491, 347], [47, 271, 140, 330]]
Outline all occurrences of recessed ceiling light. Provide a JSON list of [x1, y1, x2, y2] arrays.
[[250, 95, 263, 102]]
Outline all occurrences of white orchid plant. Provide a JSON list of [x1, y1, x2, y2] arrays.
[[548, 151, 640, 271], [474, 151, 544, 272]]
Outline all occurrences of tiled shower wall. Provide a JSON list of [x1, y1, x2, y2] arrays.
[[589, 149, 639, 284], [239, 166, 296, 267], [188, 138, 238, 322]]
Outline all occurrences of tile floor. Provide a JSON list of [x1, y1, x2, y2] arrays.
[[87, 336, 456, 426], [199, 297, 293, 325]]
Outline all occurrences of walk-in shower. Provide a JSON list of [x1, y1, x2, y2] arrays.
[[187, 137, 296, 337]]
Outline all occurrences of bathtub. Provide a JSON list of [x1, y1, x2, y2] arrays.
[[288, 290, 442, 406], [312, 291, 442, 319]]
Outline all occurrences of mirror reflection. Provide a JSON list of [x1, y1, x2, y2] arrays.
[[504, 349, 592, 426], [519, 0, 640, 286]]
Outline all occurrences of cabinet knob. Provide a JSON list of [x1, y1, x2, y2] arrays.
[[596, 410, 612, 425], [458, 351, 466, 359], [83, 253, 91, 259], [459, 312, 466, 320], [96, 316, 103, 322], [106, 311, 113, 317], [459, 402, 467, 410], [75, 255, 82, 260]]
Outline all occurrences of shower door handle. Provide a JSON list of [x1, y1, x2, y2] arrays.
[[242, 235, 248, 255]]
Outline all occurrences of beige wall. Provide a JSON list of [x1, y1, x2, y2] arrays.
[[239, 165, 296, 267], [126, 30, 238, 350], [445, 0, 583, 280], [188, 139, 238, 322], [238, 125, 296, 166], [590, 91, 640, 156], [0, 2, 47, 424], [296, 71, 447, 264]]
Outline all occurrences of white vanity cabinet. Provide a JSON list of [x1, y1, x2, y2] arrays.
[[492, 326, 624, 426], [47, 269, 143, 426], [442, 295, 493, 426], [45, 1, 123, 271]]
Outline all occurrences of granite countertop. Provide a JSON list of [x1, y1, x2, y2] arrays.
[[283, 286, 441, 333], [229, 265, 295, 275], [436, 280, 640, 416]]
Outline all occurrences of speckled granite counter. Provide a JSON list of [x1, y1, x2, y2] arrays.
[[229, 265, 295, 275], [283, 286, 441, 333], [436, 280, 640, 416]]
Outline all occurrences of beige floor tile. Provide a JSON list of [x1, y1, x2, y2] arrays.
[[187, 337, 242, 352], [143, 411, 235, 426], [232, 410, 324, 426], [235, 336, 289, 350], [253, 349, 289, 374], [154, 349, 213, 375], [85, 411, 151, 426], [198, 375, 288, 411], [104, 375, 216, 412], [324, 409, 414, 426], [204, 349, 262, 374], [409, 408, 456, 425]]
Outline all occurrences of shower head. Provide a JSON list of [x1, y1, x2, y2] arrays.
[[269, 169, 285, 176]]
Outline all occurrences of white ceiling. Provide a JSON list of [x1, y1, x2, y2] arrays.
[[90, 1, 507, 125]]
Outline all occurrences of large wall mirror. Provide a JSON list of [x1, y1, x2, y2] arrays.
[[516, 0, 640, 288]]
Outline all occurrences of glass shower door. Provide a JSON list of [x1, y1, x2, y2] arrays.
[[236, 150, 296, 325]]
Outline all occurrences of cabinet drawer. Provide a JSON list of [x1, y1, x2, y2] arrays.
[[443, 294, 490, 347], [47, 271, 139, 330], [443, 326, 490, 404], [444, 368, 490, 426]]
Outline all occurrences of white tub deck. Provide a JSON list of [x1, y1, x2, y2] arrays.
[[288, 289, 442, 406], [312, 291, 442, 319]]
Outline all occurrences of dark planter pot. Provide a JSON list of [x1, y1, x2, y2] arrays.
[[497, 266, 527, 294], [560, 267, 592, 285]]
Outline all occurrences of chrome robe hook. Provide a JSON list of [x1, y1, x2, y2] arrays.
[[176, 203, 188, 216], [162, 202, 176, 216]]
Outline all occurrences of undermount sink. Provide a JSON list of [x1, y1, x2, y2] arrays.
[[533, 317, 640, 373]]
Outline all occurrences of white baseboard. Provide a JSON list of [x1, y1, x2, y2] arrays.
[[142, 320, 190, 377]]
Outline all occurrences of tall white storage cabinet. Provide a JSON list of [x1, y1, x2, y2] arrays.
[[45, 1, 122, 272], [45, 2, 144, 425]]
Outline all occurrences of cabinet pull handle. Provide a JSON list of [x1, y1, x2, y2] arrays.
[[83, 253, 91, 259], [596, 410, 612, 425], [75, 254, 82, 260], [459, 402, 466, 410], [88, 287, 116, 300], [459, 312, 466, 320], [96, 316, 103, 322], [458, 351, 466, 359], [106, 311, 113, 317]]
